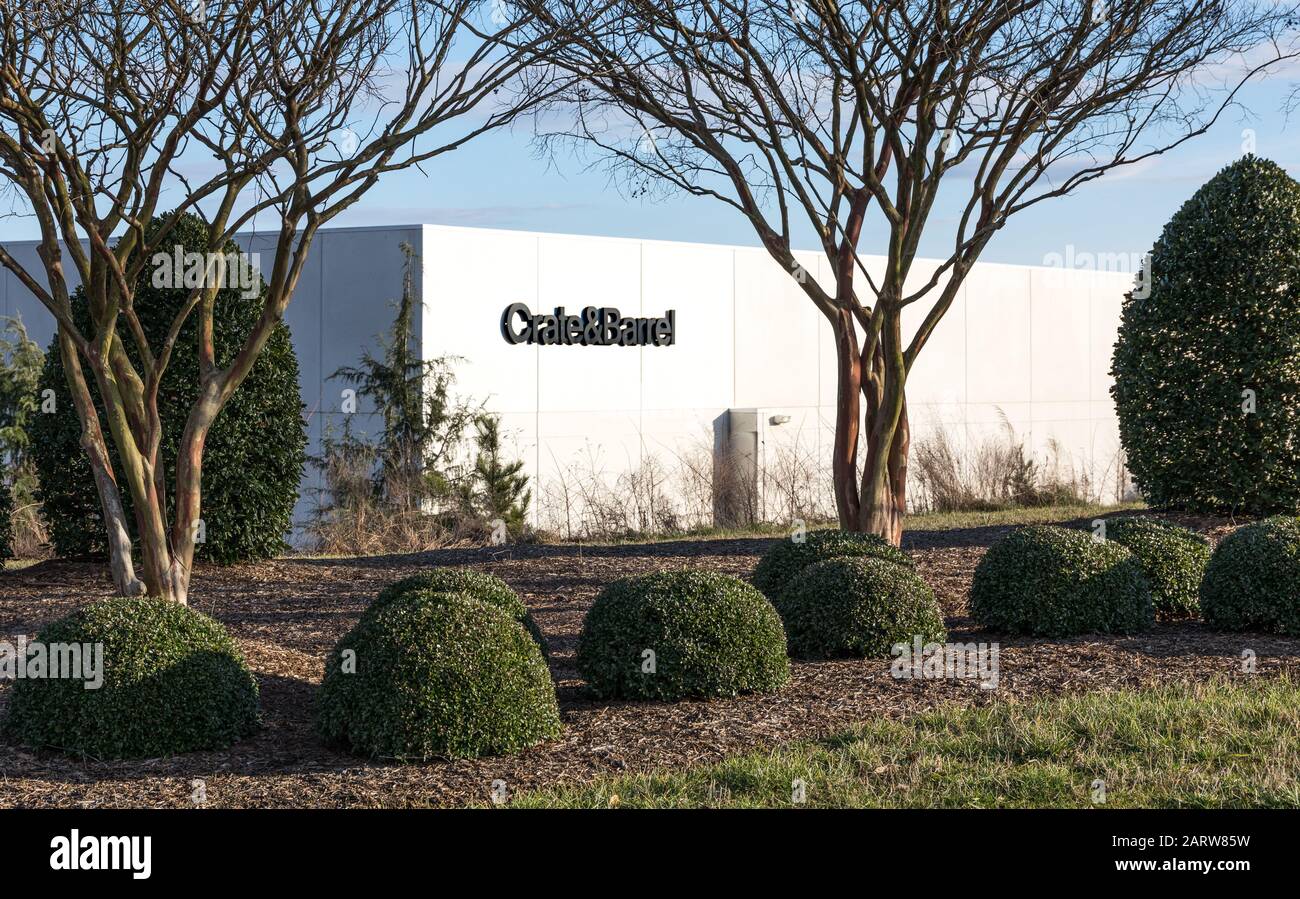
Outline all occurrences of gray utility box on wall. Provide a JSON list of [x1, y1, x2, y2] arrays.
[[712, 408, 759, 527]]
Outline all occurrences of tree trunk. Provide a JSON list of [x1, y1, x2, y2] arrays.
[[830, 308, 862, 529], [85, 440, 147, 596], [131, 469, 176, 600], [888, 399, 909, 536], [857, 418, 908, 545], [857, 311, 908, 546], [57, 334, 146, 596], [164, 434, 207, 607], [824, 304, 915, 545], [163, 388, 223, 606], [91, 362, 182, 601]]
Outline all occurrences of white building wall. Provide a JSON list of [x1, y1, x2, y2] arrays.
[[2, 222, 1134, 544], [420, 224, 1135, 530]]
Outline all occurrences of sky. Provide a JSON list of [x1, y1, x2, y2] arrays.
[[283, 71, 1300, 271], [3, 62, 1299, 273]]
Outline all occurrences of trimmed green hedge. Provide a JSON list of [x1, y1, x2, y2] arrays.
[[4, 597, 260, 758], [577, 569, 789, 701], [317, 593, 560, 760], [1106, 517, 1209, 620], [752, 529, 912, 600], [1111, 156, 1300, 514], [1200, 517, 1300, 635], [969, 526, 1154, 636], [775, 557, 946, 659], [371, 568, 546, 654], [31, 212, 307, 564]]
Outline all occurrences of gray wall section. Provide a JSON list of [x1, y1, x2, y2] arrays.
[[4, 240, 72, 348], [1, 224, 424, 546]]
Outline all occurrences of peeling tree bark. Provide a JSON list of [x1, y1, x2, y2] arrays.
[[56, 333, 145, 596], [825, 306, 912, 547], [830, 308, 863, 530], [859, 310, 907, 545]]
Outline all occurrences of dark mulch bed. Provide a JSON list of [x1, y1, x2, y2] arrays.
[[1, 510, 1295, 808]]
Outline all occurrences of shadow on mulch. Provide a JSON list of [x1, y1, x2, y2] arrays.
[[0, 516, 1297, 808]]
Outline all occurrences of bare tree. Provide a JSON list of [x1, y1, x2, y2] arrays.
[[524, 0, 1297, 544], [0, 0, 563, 601]]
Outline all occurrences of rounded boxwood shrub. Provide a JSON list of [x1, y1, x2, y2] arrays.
[[31, 212, 307, 564], [969, 526, 1154, 636], [4, 597, 260, 759], [576, 569, 789, 701], [371, 568, 545, 654], [1111, 156, 1300, 514], [1106, 517, 1210, 620], [752, 529, 912, 600], [317, 593, 560, 760], [775, 557, 946, 659], [1200, 517, 1300, 635]]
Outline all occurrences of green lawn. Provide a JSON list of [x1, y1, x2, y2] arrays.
[[554, 501, 1145, 547], [903, 501, 1144, 534], [510, 678, 1300, 808]]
